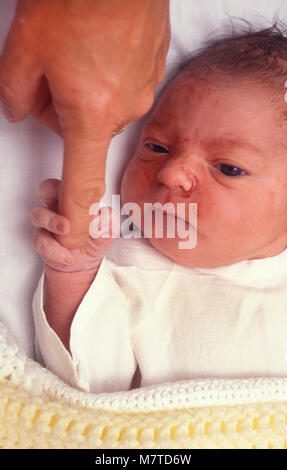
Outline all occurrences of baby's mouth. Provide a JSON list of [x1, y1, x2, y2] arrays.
[[151, 202, 193, 223], [147, 204, 195, 233], [158, 208, 192, 230]]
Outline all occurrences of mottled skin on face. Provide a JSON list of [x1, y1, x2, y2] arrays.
[[121, 73, 287, 268]]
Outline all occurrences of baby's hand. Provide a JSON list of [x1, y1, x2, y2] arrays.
[[30, 179, 120, 273]]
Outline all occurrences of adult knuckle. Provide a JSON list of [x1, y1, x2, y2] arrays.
[[72, 183, 105, 210], [59, 87, 112, 120]]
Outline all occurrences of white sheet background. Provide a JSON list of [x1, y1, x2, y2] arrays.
[[0, 0, 286, 358]]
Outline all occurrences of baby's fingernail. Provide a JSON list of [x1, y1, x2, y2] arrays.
[[57, 223, 66, 233], [65, 257, 74, 265]]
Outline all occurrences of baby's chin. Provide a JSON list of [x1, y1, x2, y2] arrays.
[[146, 236, 256, 269], [146, 237, 215, 268], [148, 236, 287, 268]]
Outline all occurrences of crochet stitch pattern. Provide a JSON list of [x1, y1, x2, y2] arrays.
[[1, 322, 287, 449]]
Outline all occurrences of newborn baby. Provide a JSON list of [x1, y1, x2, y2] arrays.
[[31, 24, 287, 393]]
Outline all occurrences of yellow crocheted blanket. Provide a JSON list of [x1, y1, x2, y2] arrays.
[[1, 322, 287, 449]]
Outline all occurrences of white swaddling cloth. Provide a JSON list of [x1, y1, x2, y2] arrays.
[[33, 236, 287, 393]]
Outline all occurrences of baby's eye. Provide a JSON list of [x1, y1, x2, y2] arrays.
[[145, 143, 169, 154], [215, 164, 247, 177]]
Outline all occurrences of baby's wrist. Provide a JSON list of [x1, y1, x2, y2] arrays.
[[44, 261, 102, 277], [43, 250, 105, 275], [43, 262, 100, 306], [43, 262, 100, 351]]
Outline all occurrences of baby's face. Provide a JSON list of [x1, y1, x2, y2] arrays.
[[120, 73, 287, 267]]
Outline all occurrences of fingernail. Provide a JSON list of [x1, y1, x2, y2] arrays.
[[0, 103, 17, 122], [65, 257, 74, 265], [57, 223, 66, 233]]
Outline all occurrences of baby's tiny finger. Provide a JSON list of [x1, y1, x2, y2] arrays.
[[32, 228, 74, 265], [30, 206, 70, 234], [37, 178, 61, 209]]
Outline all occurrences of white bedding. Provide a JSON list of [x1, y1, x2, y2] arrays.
[[0, 0, 286, 358]]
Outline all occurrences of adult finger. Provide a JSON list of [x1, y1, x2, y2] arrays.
[[55, 111, 112, 250]]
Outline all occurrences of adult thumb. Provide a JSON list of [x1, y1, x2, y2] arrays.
[[0, 19, 42, 122]]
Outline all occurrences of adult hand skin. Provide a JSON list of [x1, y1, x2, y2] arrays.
[[0, 0, 170, 248]]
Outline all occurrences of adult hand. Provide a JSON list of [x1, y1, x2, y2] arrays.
[[0, 0, 170, 248]]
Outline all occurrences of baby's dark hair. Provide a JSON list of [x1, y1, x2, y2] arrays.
[[177, 18, 287, 106]]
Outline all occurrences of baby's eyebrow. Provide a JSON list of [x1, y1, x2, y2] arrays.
[[143, 124, 268, 159], [143, 121, 164, 134], [204, 137, 265, 158]]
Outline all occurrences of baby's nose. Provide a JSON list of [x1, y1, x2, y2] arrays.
[[156, 159, 197, 194]]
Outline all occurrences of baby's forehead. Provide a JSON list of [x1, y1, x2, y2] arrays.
[[162, 72, 213, 96], [144, 71, 287, 158], [153, 69, 283, 118], [154, 72, 232, 114]]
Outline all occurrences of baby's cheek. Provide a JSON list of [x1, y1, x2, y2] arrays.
[[197, 190, 247, 236], [121, 163, 148, 205], [125, 160, 158, 197], [142, 164, 162, 189]]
